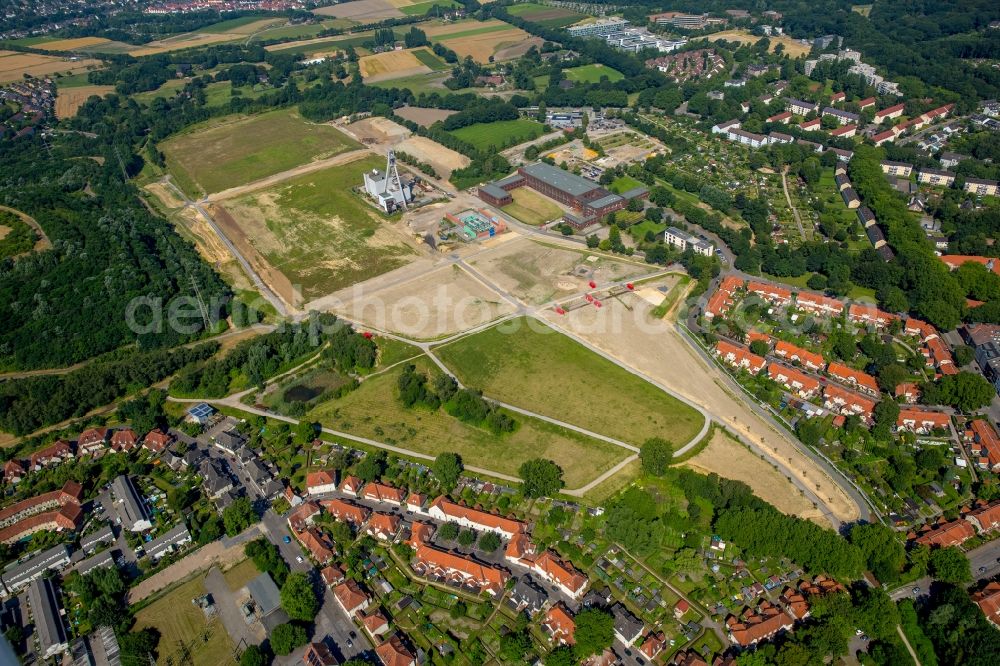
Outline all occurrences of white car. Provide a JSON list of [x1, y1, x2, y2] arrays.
[[296, 556, 303, 564]]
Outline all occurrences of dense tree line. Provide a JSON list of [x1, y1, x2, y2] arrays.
[[396, 365, 518, 435], [0, 343, 217, 436]]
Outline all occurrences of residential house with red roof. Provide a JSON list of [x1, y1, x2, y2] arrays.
[[897, 408, 950, 434], [543, 603, 576, 646], [940, 255, 1000, 275], [340, 475, 363, 496], [406, 493, 427, 513], [830, 124, 857, 138], [110, 428, 138, 452], [143, 429, 173, 453], [848, 304, 895, 328], [914, 518, 975, 548], [357, 607, 390, 638], [333, 579, 370, 616], [527, 551, 589, 599], [29, 440, 73, 471], [705, 289, 734, 320], [305, 470, 338, 496], [77, 428, 109, 456], [827, 362, 879, 395], [966, 501, 1000, 534], [767, 111, 792, 124], [857, 97, 875, 110], [972, 582, 1000, 628], [823, 385, 876, 422], [302, 642, 338, 666], [0, 481, 84, 544], [794, 292, 844, 316], [427, 496, 524, 536], [747, 281, 792, 305], [375, 634, 416, 666], [768, 363, 820, 398], [320, 564, 346, 587], [969, 419, 1000, 472], [904, 318, 937, 342], [924, 337, 956, 375], [322, 498, 370, 526], [779, 587, 810, 620], [874, 103, 904, 123], [872, 129, 896, 146], [287, 501, 321, 532], [726, 601, 794, 647], [714, 341, 766, 374], [408, 521, 436, 549], [366, 512, 401, 541], [411, 545, 509, 596], [3, 460, 24, 485], [362, 482, 406, 506], [773, 341, 826, 371], [295, 527, 334, 564], [895, 383, 920, 404], [674, 599, 690, 619], [640, 632, 667, 659]]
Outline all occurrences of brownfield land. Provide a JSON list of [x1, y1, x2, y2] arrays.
[[393, 105, 457, 126], [395, 135, 469, 178]]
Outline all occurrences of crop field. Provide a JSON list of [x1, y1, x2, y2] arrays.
[[401, 0, 461, 15], [564, 63, 624, 83], [505, 2, 588, 28], [0, 50, 102, 84], [359, 48, 443, 81], [307, 355, 628, 488], [502, 188, 563, 226], [54, 85, 114, 118], [426, 18, 534, 62], [703, 30, 811, 57], [435, 318, 705, 447], [449, 119, 545, 152], [369, 71, 451, 95], [218, 154, 416, 299], [249, 19, 356, 42], [467, 236, 648, 304], [314, 0, 406, 21], [36, 36, 113, 51], [265, 30, 404, 56], [160, 108, 360, 197], [132, 574, 236, 666]]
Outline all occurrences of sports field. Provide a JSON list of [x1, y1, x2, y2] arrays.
[[132, 574, 236, 666], [502, 188, 563, 226], [564, 63, 624, 84], [435, 318, 705, 446], [307, 355, 628, 488], [450, 119, 545, 152], [160, 108, 360, 197], [219, 154, 416, 299]]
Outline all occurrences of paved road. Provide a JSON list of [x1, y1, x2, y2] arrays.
[[890, 538, 1000, 602]]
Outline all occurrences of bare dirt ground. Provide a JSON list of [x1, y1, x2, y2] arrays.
[[494, 35, 544, 61], [396, 135, 470, 178], [128, 533, 258, 603], [537, 284, 861, 524], [173, 206, 253, 292], [335, 263, 517, 338], [305, 252, 440, 313], [55, 85, 114, 118], [210, 203, 297, 307], [145, 182, 185, 210], [345, 116, 410, 144], [468, 237, 648, 305], [685, 429, 825, 522], [313, 0, 403, 20], [394, 106, 457, 127], [0, 204, 51, 253]]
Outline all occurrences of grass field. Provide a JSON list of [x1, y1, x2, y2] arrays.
[[161, 108, 360, 196], [505, 2, 587, 28], [564, 63, 624, 84], [221, 154, 415, 298], [502, 188, 563, 226], [249, 19, 356, 42], [196, 16, 276, 33], [703, 30, 811, 58], [132, 574, 236, 666], [307, 355, 628, 488], [370, 71, 451, 95], [435, 318, 705, 447], [412, 47, 449, 70], [609, 174, 644, 194], [450, 118, 545, 152], [400, 0, 461, 15]]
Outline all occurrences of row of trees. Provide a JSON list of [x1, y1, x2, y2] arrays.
[[396, 364, 518, 435]]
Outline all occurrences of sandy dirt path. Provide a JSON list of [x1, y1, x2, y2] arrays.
[[538, 291, 861, 525]]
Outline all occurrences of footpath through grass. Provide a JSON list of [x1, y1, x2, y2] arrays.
[[306, 355, 627, 488], [435, 318, 704, 447]]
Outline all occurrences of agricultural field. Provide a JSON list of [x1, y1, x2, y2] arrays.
[[34, 36, 113, 51], [502, 187, 564, 226], [564, 63, 624, 84], [369, 71, 451, 95], [0, 50, 102, 84], [400, 0, 462, 16], [248, 18, 357, 42], [217, 154, 416, 300], [54, 85, 114, 118], [435, 317, 705, 447], [307, 355, 629, 488], [313, 0, 407, 21], [334, 263, 517, 339], [449, 118, 545, 152], [393, 105, 457, 126], [426, 18, 535, 63], [703, 30, 812, 57], [505, 2, 588, 28], [160, 108, 361, 197], [359, 47, 445, 82], [467, 236, 648, 304], [132, 574, 236, 666]]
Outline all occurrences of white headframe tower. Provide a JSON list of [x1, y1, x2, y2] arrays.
[[384, 149, 407, 210]]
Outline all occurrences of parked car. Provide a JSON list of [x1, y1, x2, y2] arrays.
[[283, 535, 291, 544]]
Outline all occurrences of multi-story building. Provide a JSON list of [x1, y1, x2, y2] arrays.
[[664, 227, 713, 255], [567, 18, 630, 37], [917, 168, 956, 187], [964, 178, 999, 197]]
